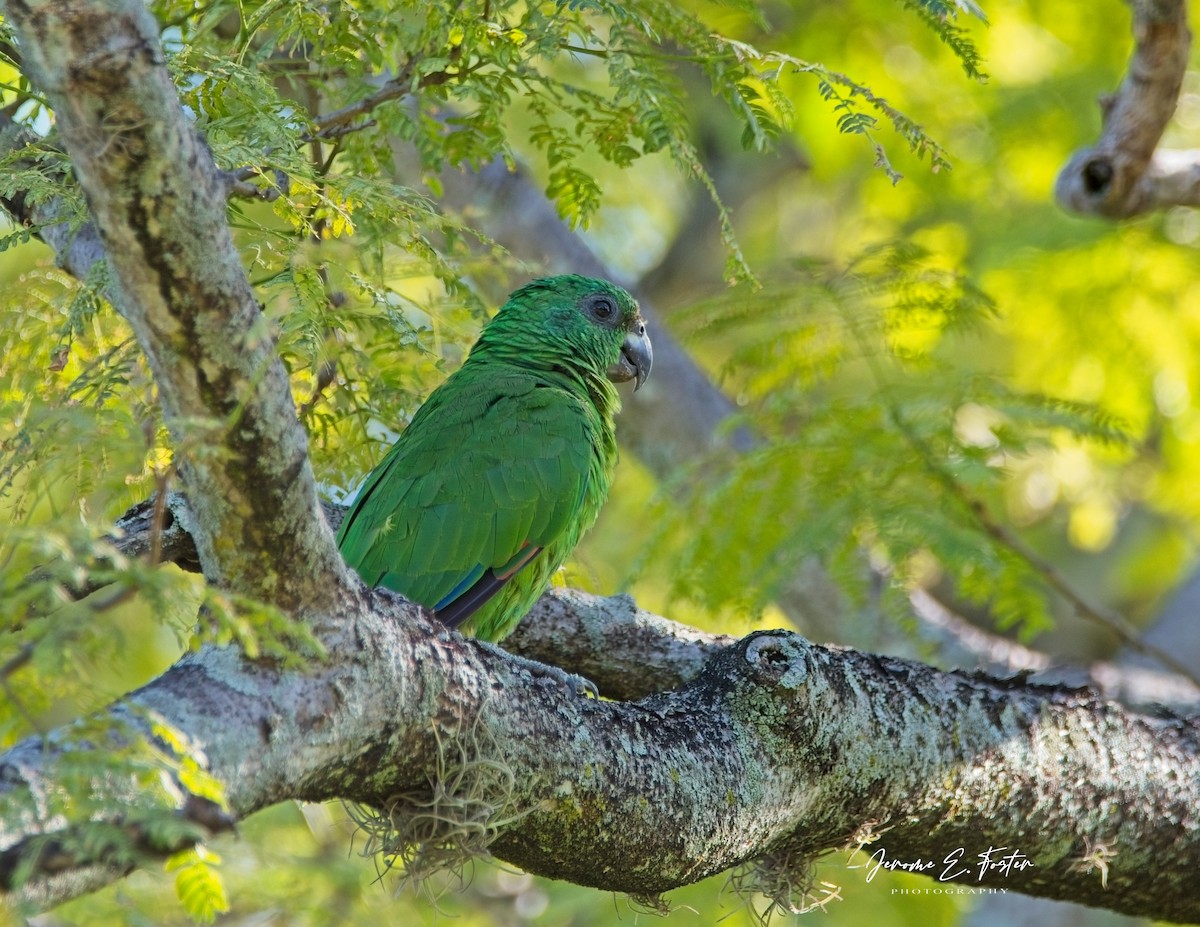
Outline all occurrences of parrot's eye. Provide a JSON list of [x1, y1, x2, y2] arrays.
[[587, 295, 616, 323]]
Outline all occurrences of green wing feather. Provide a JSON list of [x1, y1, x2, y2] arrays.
[[336, 366, 599, 639]]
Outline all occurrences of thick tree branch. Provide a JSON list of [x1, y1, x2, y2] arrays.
[[3, 0, 350, 613], [1055, 0, 1193, 218], [17, 489, 1200, 918], [3, 589, 1198, 919]]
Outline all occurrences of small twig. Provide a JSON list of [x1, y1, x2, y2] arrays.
[[316, 137, 343, 176], [1, 578, 141, 738], [149, 472, 173, 568], [560, 43, 609, 59], [217, 58, 453, 203], [306, 58, 474, 142], [0, 645, 43, 736], [219, 165, 285, 201], [309, 63, 419, 139], [316, 118, 377, 142], [0, 96, 27, 120], [296, 359, 338, 421]]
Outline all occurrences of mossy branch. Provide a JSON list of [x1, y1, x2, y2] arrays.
[[3, 586, 1198, 919]]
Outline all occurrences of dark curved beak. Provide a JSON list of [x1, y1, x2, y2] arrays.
[[607, 322, 652, 391]]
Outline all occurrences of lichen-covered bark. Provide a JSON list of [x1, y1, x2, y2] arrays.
[[4, 598, 1198, 920], [3, 0, 349, 613], [1055, 0, 1195, 218]]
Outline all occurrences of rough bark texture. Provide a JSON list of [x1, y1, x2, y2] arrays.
[[5, 590, 1199, 919], [2, 0, 1200, 923], [4, 0, 350, 613], [1055, 0, 1195, 218]]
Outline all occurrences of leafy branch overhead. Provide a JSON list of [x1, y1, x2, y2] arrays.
[[2, 0, 974, 280], [0, 7, 982, 570], [652, 248, 1129, 626]]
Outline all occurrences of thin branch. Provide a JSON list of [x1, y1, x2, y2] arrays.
[[219, 165, 284, 201], [215, 58, 467, 202], [910, 588, 1200, 709], [294, 357, 339, 421], [309, 75, 413, 137], [847, 310, 1200, 686], [307, 60, 463, 141], [1055, 0, 1193, 218], [963, 494, 1200, 681], [894, 401, 1200, 686]]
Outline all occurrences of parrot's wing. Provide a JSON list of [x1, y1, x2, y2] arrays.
[[336, 371, 595, 626]]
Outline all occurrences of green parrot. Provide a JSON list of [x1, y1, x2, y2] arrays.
[[335, 274, 652, 643]]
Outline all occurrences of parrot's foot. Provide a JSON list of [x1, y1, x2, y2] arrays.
[[479, 641, 599, 698]]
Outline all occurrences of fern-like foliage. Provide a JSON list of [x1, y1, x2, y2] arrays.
[[896, 0, 990, 80], [0, 713, 229, 897], [167, 847, 231, 924], [645, 245, 1131, 637], [0, 0, 984, 521]]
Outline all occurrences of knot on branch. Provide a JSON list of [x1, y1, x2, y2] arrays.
[[1081, 157, 1115, 195], [1055, 149, 1143, 218], [709, 631, 823, 750], [743, 632, 810, 690]]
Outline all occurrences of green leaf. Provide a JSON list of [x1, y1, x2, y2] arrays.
[[167, 847, 230, 924]]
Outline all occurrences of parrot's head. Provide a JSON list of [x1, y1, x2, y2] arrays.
[[484, 275, 653, 391]]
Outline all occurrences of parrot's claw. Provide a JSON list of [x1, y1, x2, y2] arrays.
[[479, 641, 599, 698], [560, 669, 600, 700]]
